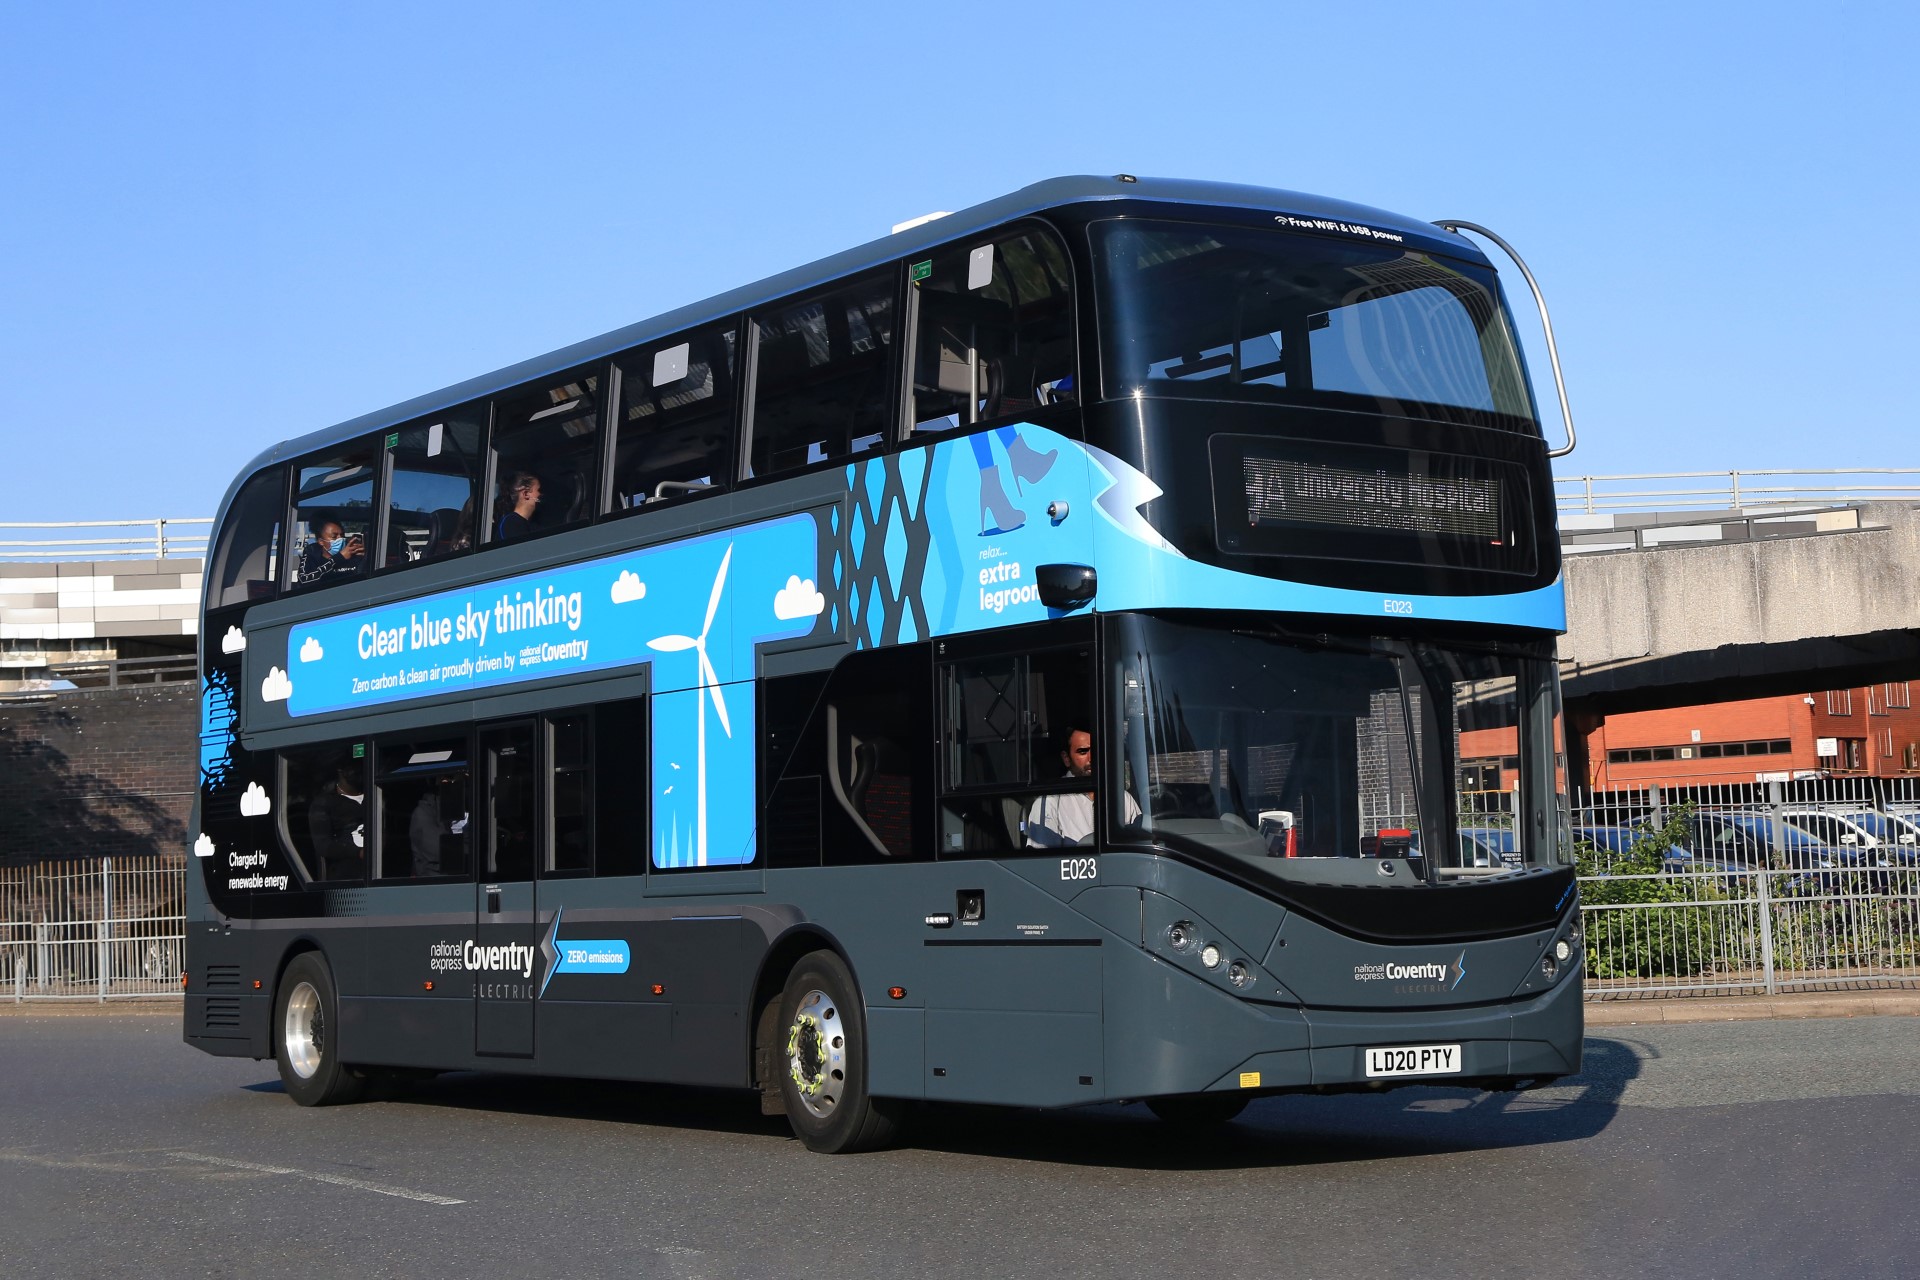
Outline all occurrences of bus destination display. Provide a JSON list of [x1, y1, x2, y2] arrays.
[[1241, 457, 1502, 538]]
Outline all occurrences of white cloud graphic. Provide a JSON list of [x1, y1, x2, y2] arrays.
[[610, 570, 647, 604], [193, 832, 215, 859], [261, 666, 292, 702], [773, 575, 827, 621], [299, 636, 324, 663], [239, 781, 271, 817], [220, 626, 246, 654]]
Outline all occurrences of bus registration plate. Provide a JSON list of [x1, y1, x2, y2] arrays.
[[1364, 1044, 1463, 1078]]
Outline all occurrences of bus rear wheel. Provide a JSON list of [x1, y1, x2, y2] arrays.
[[274, 952, 366, 1107], [1147, 1092, 1250, 1128], [775, 951, 900, 1153]]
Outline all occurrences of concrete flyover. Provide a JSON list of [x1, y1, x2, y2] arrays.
[[1559, 500, 1920, 714]]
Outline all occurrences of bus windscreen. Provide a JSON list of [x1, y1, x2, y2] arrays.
[[1094, 219, 1538, 431]]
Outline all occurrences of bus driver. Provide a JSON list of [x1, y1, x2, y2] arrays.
[[1024, 724, 1139, 847]]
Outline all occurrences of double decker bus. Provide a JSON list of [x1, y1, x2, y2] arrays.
[[186, 175, 1582, 1152]]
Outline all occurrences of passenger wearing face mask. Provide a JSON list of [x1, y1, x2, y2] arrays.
[[296, 519, 365, 585]]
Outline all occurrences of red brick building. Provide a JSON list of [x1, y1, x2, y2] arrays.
[[1457, 681, 1920, 793], [1577, 681, 1920, 790]]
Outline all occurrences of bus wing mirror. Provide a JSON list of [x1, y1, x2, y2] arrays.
[[1036, 563, 1097, 610]]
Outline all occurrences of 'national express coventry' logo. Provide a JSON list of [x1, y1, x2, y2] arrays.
[[427, 911, 631, 1001], [1352, 950, 1469, 992]]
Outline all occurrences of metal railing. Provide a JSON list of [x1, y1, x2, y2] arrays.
[[1556, 469, 1920, 516], [1580, 867, 1920, 998], [2, 856, 185, 1001], [0, 518, 211, 561], [1574, 778, 1920, 998], [46, 655, 199, 690]]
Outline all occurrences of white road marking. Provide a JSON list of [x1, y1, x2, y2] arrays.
[[170, 1151, 465, 1205]]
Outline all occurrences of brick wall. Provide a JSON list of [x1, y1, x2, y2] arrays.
[[0, 683, 198, 863]]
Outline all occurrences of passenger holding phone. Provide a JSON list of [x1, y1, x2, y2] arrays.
[[297, 519, 365, 585]]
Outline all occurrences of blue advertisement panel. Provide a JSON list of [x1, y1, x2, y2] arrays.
[[263, 513, 824, 869]]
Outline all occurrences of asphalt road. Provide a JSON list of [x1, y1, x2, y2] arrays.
[[2, 1009, 1916, 1280]]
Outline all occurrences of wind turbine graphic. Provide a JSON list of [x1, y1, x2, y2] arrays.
[[647, 544, 732, 866]]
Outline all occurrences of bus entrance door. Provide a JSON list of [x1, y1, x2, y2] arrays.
[[475, 721, 539, 1056]]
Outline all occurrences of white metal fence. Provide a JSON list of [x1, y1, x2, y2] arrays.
[[1554, 468, 1920, 515], [1, 857, 185, 1001], [0, 517, 211, 560], [1572, 778, 1920, 997]]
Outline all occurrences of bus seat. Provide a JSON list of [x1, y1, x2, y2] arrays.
[[863, 774, 911, 857], [848, 741, 876, 811], [426, 507, 463, 558]]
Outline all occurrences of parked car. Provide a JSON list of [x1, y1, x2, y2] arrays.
[[1780, 809, 1890, 861], [1574, 825, 1713, 874], [1690, 813, 1848, 869], [1461, 827, 1523, 869], [1835, 811, 1920, 865]]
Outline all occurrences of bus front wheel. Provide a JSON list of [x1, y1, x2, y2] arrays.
[[274, 952, 366, 1107], [775, 951, 900, 1153]]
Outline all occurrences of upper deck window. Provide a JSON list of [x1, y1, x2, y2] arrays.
[[288, 444, 377, 592], [611, 324, 737, 510], [206, 468, 283, 609], [386, 411, 483, 568], [748, 272, 896, 478], [1095, 220, 1537, 430], [491, 371, 604, 545], [910, 227, 1075, 434]]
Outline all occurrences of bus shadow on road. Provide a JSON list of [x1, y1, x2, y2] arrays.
[[246, 1035, 1641, 1168], [898, 1035, 1643, 1170]]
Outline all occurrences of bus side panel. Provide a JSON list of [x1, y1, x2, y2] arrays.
[[920, 942, 1104, 1107], [335, 906, 479, 1071], [536, 1000, 673, 1081], [657, 916, 754, 1087]]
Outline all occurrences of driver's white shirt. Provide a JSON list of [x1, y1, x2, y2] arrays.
[[1024, 780, 1140, 846]]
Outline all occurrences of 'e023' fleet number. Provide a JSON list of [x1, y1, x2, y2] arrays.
[[1060, 857, 1097, 881], [1383, 597, 1414, 616]]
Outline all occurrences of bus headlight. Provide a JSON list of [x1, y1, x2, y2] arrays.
[[1554, 940, 1572, 962], [1541, 953, 1559, 981], [1227, 960, 1252, 988], [1200, 943, 1222, 970], [1167, 921, 1195, 952]]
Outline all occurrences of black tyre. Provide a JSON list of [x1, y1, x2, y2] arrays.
[[774, 950, 901, 1153], [274, 952, 366, 1107], [1147, 1092, 1250, 1128]]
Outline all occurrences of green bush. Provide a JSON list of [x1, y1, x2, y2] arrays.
[[1577, 806, 1728, 979]]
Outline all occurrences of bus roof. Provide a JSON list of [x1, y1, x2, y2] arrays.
[[222, 174, 1486, 512]]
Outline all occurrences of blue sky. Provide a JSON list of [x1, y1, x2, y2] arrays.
[[3, 1, 1914, 523]]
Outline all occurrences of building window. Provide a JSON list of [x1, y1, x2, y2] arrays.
[[1607, 738, 1790, 765], [1826, 689, 1854, 716], [1889, 682, 1912, 710], [1868, 685, 1887, 715]]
